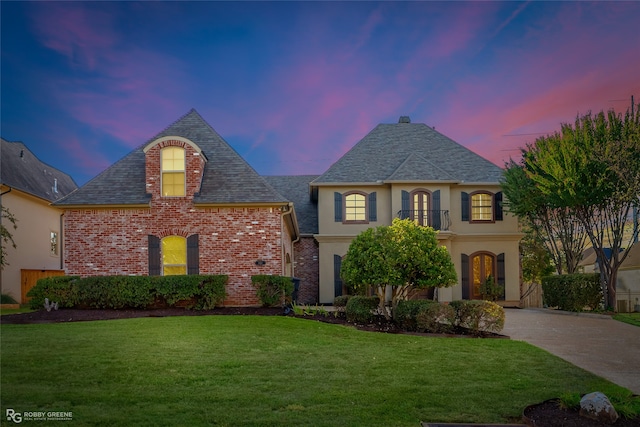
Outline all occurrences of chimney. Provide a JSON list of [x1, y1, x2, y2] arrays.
[[398, 116, 411, 123]]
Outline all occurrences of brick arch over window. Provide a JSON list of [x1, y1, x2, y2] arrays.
[[148, 234, 199, 276]]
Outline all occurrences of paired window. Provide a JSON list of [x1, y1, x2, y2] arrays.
[[161, 147, 185, 197], [334, 191, 377, 223], [460, 252, 505, 300], [461, 191, 503, 222]]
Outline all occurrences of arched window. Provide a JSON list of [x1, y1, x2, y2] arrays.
[[344, 192, 367, 222], [470, 192, 493, 221], [161, 147, 185, 197], [162, 236, 187, 275], [411, 190, 431, 226]]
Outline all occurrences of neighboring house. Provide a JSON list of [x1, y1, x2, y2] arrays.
[[0, 138, 78, 303], [55, 111, 522, 307], [54, 110, 299, 306], [310, 116, 522, 306]]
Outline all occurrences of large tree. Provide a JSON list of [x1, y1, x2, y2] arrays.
[[340, 218, 457, 319], [1, 206, 18, 270], [522, 107, 640, 309], [502, 160, 587, 275]]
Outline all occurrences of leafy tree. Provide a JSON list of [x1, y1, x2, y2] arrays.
[[1, 206, 18, 270], [340, 218, 457, 319], [502, 160, 587, 275], [522, 107, 640, 309]]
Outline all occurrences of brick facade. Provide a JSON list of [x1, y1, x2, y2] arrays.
[[293, 237, 319, 304], [63, 138, 290, 306]]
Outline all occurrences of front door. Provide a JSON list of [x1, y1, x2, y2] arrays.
[[471, 253, 494, 299]]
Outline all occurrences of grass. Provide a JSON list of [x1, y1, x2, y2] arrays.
[[614, 312, 640, 327], [1, 316, 631, 427]]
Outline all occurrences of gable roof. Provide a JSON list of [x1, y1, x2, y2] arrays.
[[55, 109, 288, 206], [312, 118, 504, 185], [263, 175, 319, 235], [1, 138, 78, 202]]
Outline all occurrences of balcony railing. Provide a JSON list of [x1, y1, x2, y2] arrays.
[[397, 210, 451, 231]]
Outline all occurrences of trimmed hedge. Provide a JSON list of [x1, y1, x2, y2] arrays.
[[394, 299, 439, 331], [27, 275, 227, 310], [449, 300, 505, 334], [542, 273, 602, 312], [251, 275, 294, 307], [345, 295, 379, 323], [415, 303, 456, 334]]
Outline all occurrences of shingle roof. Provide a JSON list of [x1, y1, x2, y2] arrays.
[[55, 109, 288, 206], [263, 175, 319, 235], [1, 138, 77, 202], [312, 120, 504, 184]]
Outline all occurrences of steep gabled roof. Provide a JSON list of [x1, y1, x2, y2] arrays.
[[55, 109, 287, 206], [312, 119, 504, 185], [263, 175, 319, 235], [1, 138, 77, 202]]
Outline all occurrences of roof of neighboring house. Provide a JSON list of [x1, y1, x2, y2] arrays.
[[55, 109, 288, 206], [1, 138, 78, 202], [312, 117, 504, 185], [579, 245, 640, 269], [263, 175, 319, 235]]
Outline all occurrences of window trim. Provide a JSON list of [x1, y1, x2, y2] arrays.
[[469, 191, 495, 223], [161, 146, 186, 198], [342, 191, 369, 224]]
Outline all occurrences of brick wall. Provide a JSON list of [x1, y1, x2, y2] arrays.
[[293, 237, 319, 304], [63, 140, 289, 307]]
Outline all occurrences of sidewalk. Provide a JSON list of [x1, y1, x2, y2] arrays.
[[502, 308, 640, 394]]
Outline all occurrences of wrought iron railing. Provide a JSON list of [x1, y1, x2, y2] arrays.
[[396, 210, 451, 231]]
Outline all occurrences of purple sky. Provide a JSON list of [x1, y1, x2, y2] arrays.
[[2, 1, 639, 186]]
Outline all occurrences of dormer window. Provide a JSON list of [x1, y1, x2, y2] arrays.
[[161, 147, 185, 197]]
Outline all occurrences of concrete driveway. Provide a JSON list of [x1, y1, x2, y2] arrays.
[[502, 308, 640, 394]]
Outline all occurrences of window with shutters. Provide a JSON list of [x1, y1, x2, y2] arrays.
[[410, 190, 431, 226], [461, 251, 505, 300], [461, 191, 503, 223], [161, 147, 185, 197], [162, 236, 187, 275], [335, 191, 377, 224]]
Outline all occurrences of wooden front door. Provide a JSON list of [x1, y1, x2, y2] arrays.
[[471, 253, 494, 300]]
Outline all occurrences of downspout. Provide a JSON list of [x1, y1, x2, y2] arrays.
[[59, 212, 64, 270], [0, 187, 9, 288], [280, 202, 300, 277]]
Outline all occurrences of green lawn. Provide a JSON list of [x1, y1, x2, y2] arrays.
[[1, 315, 630, 426], [614, 312, 640, 327]]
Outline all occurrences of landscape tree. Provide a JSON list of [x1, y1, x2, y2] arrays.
[[340, 218, 457, 319], [502, 160, 587, 275], [522, 107, 640, 309], [1, 206, 18, 269]]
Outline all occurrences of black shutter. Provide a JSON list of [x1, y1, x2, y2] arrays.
[[461, 192, 469, 222], [148, 235, 161, 276], [401, 190, 410, 219], [461, 254, 470, 299], [187, 234, 199, 275], [334, 192, 342, 222], [432, 190, 441, 230], [497, 253, 506, 300], [334, 255, 343, 297], [368, 192, 377, 222], [494, 192, 503, 221]]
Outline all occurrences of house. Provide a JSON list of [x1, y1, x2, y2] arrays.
[[55, 111, 522, 307], [54, 110, 299, 306], [310, 116, 522, 306], [0, 138, 78, 303]]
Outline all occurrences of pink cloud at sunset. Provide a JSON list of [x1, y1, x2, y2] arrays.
[[2, 1, 639, 185]]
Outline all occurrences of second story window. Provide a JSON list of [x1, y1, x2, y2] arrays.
[[345, 192, 367, 222], [471, 192, 493, 221], [334, 191, 377, 223], [161, 147, 185, 197]]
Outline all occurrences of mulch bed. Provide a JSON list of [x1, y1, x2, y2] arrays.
[[3, 308, 638, 426]]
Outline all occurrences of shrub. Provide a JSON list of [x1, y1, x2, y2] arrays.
[[542, 273, 602, 312], [27, 275, 227, 310], [345, 295, 379, 323], [393, 299, 438, 331], [479, 275, 503, 302], [333, 295, 351, 308], [449, 300, 505, 335], [251, 275, 294, 307], [415, 303, 456, 333], [1, 293, 18, 304], [27, 276, 80, 309]]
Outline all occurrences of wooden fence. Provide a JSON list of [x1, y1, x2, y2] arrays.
[[21, 269, 65, 303]]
